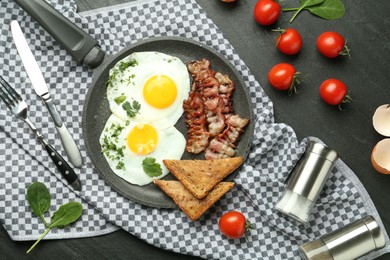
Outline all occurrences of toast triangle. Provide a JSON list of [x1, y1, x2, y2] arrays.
[[154, 180, 234, 221], [163, 157, 243, 199]]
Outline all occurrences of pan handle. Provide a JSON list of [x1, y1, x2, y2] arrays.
[[14, 0, 105, 68]]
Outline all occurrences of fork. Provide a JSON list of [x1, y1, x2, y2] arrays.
[[0, 76, 81, 191]]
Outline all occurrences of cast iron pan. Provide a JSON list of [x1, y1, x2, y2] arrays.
[[15, 0, 255, 208]]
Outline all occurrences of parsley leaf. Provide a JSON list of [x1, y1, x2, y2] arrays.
[[122, 100, 141, 118], [142, 157, 162, 177]]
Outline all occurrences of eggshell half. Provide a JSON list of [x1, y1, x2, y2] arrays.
[[373, 104, 390, 137], [371, 138, 390, 174]]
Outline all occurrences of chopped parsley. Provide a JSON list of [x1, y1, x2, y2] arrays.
[[101, 123, 125, 166], [110, 123, 125, 139], [122, 100, 141, 118], [118, 59, 138, 72], [114, 95, 126, 104], [107, 58, 138, 88], [142, 157, 162, 177], [116, 161, 125, 170]]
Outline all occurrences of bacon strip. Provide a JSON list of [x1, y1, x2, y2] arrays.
[[183, 92, 210, 154], [184, 58, 250, 159], [205, 114, 250, 160]]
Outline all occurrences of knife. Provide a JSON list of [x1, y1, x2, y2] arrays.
[[10, 20, 83, 168]]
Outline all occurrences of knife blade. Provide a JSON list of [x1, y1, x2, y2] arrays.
[[10, 20, 83, 168]]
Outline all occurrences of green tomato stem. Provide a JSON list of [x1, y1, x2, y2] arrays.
[[244, 221, 255, 242], [26, 227, 51, 254], [339, 42, 351, 59]]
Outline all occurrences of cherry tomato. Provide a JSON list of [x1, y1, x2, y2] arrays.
[[254, 0, 281, 26], [319, 79, 352, 107], [275, 28, 302, 55], [268, 63, 301, 94], [219, 211, 251, 239], [317, 31, 350, 58]]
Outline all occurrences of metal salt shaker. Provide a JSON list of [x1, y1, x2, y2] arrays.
[[275, 140, 338, 223], [299, 215, 386, 260]]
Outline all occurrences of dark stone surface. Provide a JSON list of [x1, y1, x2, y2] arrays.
[[2, 0, 390, 259]]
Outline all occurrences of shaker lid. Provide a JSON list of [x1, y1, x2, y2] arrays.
[[306, 141, 338, 163]]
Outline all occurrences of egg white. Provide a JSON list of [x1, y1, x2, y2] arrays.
[[99, 114, 186, 186], [107, 51, 190, 129]]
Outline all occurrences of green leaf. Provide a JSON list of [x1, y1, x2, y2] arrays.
[[114, 95, 126, 104], [25, 184, 84, 254], [142, 157, 162, 177], [287, 0, 325, 22], [306, 0, 345, 19], [300, 0, 325, 8], [49, 202, 83, 229], [26, 182, 51, 218], [122, 100, 141, 118]]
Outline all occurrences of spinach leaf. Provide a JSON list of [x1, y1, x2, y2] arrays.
[[284, 0, 345, 23], [26, 182, 51, 227], [26, 182, 83, 254], [306, 0, 345, 20], [49, 202, 83, 228]]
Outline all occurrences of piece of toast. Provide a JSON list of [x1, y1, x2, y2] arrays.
[[154, 180, 235, 221], [163, 157, 243, 199]]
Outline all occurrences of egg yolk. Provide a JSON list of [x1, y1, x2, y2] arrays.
[[127, 124, 158, 155], [143, 75, 177, 108]]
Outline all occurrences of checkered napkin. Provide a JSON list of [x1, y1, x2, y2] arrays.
[[1, 0, 389, 259]]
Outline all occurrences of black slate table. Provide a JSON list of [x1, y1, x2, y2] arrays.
[[2, 0, 390, 259]]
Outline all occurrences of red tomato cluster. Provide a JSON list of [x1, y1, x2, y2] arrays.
[[253, 0, 351, 108]]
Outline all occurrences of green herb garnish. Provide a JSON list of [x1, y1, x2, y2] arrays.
[[101, 134, 124, 159], [122, 100, 141, 118], [114, 95, 126, 104], [116, 161, 125, 170], [118, 59, 138, 72], [107, 69, 120, 88], [107, 59, 138, 88], [26, 182, 83, 254], [284, 0, 345, 23], [142, 157, 162, 177]]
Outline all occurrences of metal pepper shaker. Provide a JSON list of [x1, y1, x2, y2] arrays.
[[299, 215, 386, 260], [275, 140, 338, 223]]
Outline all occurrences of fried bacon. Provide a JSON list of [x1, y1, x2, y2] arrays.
[[183, 92, 210, 154], [183, 58, 249, 158], [205, 115, 250, 160]]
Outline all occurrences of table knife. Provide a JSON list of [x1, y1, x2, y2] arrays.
[[10, 20, 83, 168]]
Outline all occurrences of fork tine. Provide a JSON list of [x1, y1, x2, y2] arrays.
[[0, 78, 15, 110], [0, 76, 22, 103], [0, 87, 13, 110]]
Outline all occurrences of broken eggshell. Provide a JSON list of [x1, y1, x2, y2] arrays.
[[372, 104, 390, 137], [371, 139, 390, 174]]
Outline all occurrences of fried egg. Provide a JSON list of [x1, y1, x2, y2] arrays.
[[99, 114, 186, 186], [107, 51, 190, 129]]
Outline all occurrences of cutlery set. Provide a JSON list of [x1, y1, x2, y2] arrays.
[[0, 20, 82, 190]]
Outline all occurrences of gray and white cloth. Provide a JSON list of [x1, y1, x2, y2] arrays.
[[0, 0, 389, 259]]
